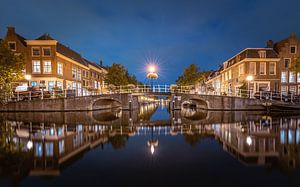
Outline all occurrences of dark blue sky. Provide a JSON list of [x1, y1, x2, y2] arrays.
[[1, 0, 300, 83]]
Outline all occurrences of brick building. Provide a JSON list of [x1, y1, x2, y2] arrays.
[[3, 27, 107, 96], [206, 34, 300, 95]]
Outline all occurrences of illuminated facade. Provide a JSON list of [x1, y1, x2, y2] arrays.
[[3, 27, 107, 95]]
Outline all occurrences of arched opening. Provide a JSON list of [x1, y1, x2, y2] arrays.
[[92, 98, 122, 110], [181, 98, 208, 110]]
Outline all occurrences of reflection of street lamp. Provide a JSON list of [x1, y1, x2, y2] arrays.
[[25, 74, 31, 87], [246, 75, 253, 98], [147, 126, 158, 155]]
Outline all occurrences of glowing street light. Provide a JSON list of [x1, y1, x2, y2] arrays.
[[27, 140, 33, 150], [246, 75, 253, 98], [246, 136, 252, 146], [148, 65, 156, 73]]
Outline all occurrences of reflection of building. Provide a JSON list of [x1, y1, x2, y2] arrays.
[[3, 27, 107, 95]]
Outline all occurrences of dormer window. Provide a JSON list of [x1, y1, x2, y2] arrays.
[[258, 50, 266, 58], [43, 47, 51, 56], [223, 61, 228, 69], [290, 45, 297, 54], [32, 47, 40, 56], [8, 41, 16, 51]]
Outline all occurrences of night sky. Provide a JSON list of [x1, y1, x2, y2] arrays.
[[1, 0, 300, 84]]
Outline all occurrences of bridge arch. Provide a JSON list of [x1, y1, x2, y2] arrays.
[[181, 98, 208, 110]]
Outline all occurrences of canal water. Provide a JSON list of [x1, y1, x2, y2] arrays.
[[1, 102, 300, 187]]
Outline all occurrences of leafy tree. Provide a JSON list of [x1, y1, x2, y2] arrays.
[[176, 64, 209, 86], [0, 40, 26, 101], [105, 63, 139, 86], [289, 57, 300, 72]]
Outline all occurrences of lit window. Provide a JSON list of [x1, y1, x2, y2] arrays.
[[35, 142, 43, 157], [32, 60, 41, 73], [32, 47, 40, 56], [31, 81, 37, 86], [77, 69, 81, 80], [72, 82, 76, 90], [45, 142, 54, 157], [281, 72, 287, 83], [8, 41, 16, 51], [43, 61, 51, 73], [258, 50, 266, 58], [290, 46, 297, 54], [228, 70, 232, 80], [289, 72, 296, 83], [57, 81, 63, 89], [72, 67, 77, 79], [297, 72, 300, 83], [94, 81, 97, 88], [259, 62, 266, 75], [48, 81, 54, 91], [290, 86, 296, 94], [57, 62, 63, 75], [249, 62, 256, 75], [43, 47, 51, 56], [284, 58, 291, 68], [238, 64, 244, 76], [59, 140, 65, 155], [78, 83, 82, 96], [269, 62, 276, 75]]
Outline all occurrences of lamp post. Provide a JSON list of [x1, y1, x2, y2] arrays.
[[146, 65, 158, 92], [246, 75, 253, 98], [25, 74, 31, 87]]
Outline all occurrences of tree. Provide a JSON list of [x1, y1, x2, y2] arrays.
[[0, 40, 26, 101], [289, 57, 300, 72], [105, 63, 139, 86], [176, 64, 209, 86]]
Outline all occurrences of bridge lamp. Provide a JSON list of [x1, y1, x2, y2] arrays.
[[27, 140, 33, 150], [148, 65, 156, 73]]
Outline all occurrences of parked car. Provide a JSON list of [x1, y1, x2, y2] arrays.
[[14, 86, 51, 101]]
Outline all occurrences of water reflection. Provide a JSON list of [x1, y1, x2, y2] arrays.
[[1, 104, 300, 185]]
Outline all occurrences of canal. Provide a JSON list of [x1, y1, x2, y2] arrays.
[[1, 101, 300, 187]]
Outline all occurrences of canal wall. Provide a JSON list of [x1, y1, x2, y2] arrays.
[[0, 93, 139, 112]]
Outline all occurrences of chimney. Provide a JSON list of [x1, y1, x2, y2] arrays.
[[266, 40, 274, 48], [7, 26, 15, 34], [99, 60, 103, 67]]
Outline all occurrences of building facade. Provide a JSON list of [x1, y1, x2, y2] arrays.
[[206, 34, 300, 96], [4, 27, 107, 96]]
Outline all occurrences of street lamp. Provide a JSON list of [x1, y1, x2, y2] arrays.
[[25, 74, 31, 87], [246, 75, 253, 98], [146, 65, 158, 91]]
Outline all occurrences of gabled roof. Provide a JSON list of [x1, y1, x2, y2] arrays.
[[36, 34, 88, 66], [273, 34, 298, 53], [16, 33, 27, 46]]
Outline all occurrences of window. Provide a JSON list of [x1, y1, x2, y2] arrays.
[[228, 70, 232, 80], [40, 80, 46, 88], [57, 81, 63, 89], [249, 62, 256, 75], [269, 62, 276, 75], [57, 62, 63, 75], [238, 64, 244, 76], [77, 69, 81, 80], [94, 81, 97, 89], [284, 58, 291, 68], [78, 83, 82, 96], [72, 67, 77, 79], [72, 82, 76, 90], [32, 47, 40, 56], [59, 140, 65, 155], [43, 61, 51, 73], [297, 72, 300, 83], [290, 86, 296, 94], [43, 47, 51, 56], [32, 60, 41, 73], [31, 81, 37, 87], [83, 79, 89, 87], [290, 46, 297, 54], [289, 72, 296, 83], [48, 81, 54, 91], [35, 142, 43, 157], [281, 72, 287, 83], [45, 142, 54, 157], [281, 85, 287, 93], [86, 71, 89, 78], [8, 41, 16, 51], [259, 62, 266, 75], [258, 50, 266, 58]]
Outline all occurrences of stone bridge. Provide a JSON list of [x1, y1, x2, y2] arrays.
[[171, 93, 266, 111], [0, 92, 268, 112]]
